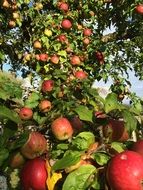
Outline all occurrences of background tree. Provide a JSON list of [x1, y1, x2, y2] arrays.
[[1, 0, 143, 189]]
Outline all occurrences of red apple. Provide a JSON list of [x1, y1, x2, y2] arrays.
[[103, 119, 129, 142], [39, 100, 52, 113], [70, 116, 83, 133], [19, 107, 33, 120], [9, 151, 25, 169], [50, 54, 59, 64], [58, 2, 69, 12], [21, 131, 47, 159], [106, 150, 143, 190], [35, 54, 40, 60], [41, 80, 54, 93], [70, 55, 81, 65], [21, 157, 47, 190], [61, 19, 72, 30], [135, 4, 143, 14], [51, 117, 73, 140], [74, 70, 87, 80], [33, 40, 42, 49], [57, 34, 67, 42], [131, 140, 143, 157], [83, 28, 92, 36], [83, 38, 90, 45], [8, 20, 16, 28], [39, 53, 48, 62], [95, 51, 104, 64]]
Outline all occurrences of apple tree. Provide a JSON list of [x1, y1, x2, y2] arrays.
[[1, 0, 143, 189]]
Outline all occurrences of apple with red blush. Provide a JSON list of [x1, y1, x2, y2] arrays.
[[41, 80, 54, 93], [21, 131, 47, 159], [19, 107, 33, 120], [106, 150, 143, 190], [20, 157, 47, 190], [51, 117, 73, 140], [61, 19, 72, 30]]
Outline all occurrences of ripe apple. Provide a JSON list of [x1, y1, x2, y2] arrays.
[[106, 150, 143, 190], [74, 70, 87, 80], [61, 19, 72, 30], [35, 54, 40, 60], [12, 12, 20, 19], [9, 151, 25, 169], [19, 107, 33, 120], [95, 51, 104, 64], [21, 157, 47, 190], [131, 140, 143, 157], [8, 20, 16, 28], [51, 117, 74, 140], [57, 34, 67, 42], [70, 55, 81, 65], [103, 119, 129, 142], [21, 131, 47, 159], [50, 54, 59, 64], [41, 80, 54, 93], [44, 29, 52, 37], [39, 100, 52, 113], [2, 0, 10, 8], [70, 116, 83, 133], [83, 28, 92, 36], [33, 40, 42, 49], [39, 53, 48, 62], [77, 24, 83, 30], [58, 2, 69, 12], [135, 4, 143, 14], [83, 38, 90, 46]]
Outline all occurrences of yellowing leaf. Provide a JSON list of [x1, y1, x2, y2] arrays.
[[46, 160, 62, 190]]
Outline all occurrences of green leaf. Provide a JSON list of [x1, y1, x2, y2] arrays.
[[0, 105, 22, 124], [92, 152, 110, 166], [33, 112, 47, 125], [58, 50, 67, 58], [75, 105, 93, 122], [122, 110, 137, 135], [0, 121, 18, 146], [52, 151, 81, 171], [0, 148, 9, 166], [129, 101, 142, 115], [9, 132, 29, 150], [53, 43, 62, 51], [111, 142, 125, 153], [62, 165, 96, 190], [25, 92, 41, 108], [57, 143, 69, 150], [71, 132, 95, 151], [104, 93, 120, 113], [0, 51, 4, 60], [0, 90, 9, 100]]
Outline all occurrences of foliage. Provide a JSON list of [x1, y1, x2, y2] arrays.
[[0, 0, 143, 189]]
